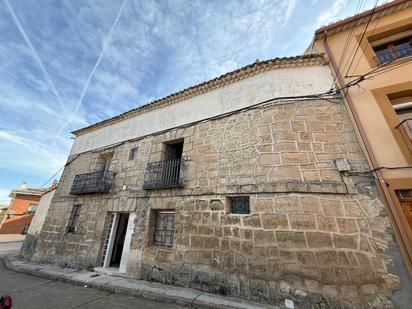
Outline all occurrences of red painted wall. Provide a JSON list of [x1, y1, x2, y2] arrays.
[[0, 194, 40, 234]]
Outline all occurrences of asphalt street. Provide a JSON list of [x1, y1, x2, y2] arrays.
[[0, 242, 184, 309]]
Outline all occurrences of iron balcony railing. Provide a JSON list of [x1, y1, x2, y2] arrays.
[[143, 158, 184, 189], [70, 171, 115, 195]]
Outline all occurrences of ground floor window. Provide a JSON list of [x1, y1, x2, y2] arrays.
[[396, 190, 412, 230], [229, 196, 250, 214], [67, 205, 81, 233], [154, 211, 175, 247]]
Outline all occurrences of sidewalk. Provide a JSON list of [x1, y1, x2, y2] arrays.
[[0, 234, 25, 243], [3, 255, 280, 309]]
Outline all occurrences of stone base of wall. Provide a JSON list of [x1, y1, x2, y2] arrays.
[[139, 263, 394, 309]]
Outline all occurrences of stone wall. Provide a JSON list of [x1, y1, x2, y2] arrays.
[[33, 98, 402, 308]]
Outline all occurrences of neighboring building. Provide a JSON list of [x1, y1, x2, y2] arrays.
[[0, 204, 9, 227], [0, 182, 49, 234], [21, 182, 58, 258], [310, 0, 412, 285], [30, 54, 409, 307]]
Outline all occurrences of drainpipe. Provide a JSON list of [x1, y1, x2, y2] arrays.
[[322, 33, 412, 272]]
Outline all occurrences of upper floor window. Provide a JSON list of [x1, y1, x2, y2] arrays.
[[67, 205, 81, 233], [27, 204, 38, 214], [389, 91, 412, 141], [371, 28, 412, 64], [129, 148, 138, 161]]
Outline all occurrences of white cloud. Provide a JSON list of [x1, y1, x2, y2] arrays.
[[0, 0, 361, 196], [316, 0, 348, 28]]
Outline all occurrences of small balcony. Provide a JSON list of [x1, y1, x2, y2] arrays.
[[70, 171, 115, 195], [143, 158, 184, 190]]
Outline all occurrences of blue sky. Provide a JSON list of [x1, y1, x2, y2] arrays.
[[0, 0, 381, 203]]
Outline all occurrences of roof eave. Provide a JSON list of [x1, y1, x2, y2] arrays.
[[71, 54, 327, 137], [314, 0, 411, 39]]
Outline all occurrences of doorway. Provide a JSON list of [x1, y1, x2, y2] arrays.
[[110, 213, 129, 267], [100, 212, 135, 272]]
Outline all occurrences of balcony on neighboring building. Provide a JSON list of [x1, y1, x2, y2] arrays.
[[143, 158, 184, 189], [70, 171, 115, 195]]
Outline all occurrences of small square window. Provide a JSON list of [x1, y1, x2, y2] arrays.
[[154, 211, 175, 247], [229, 197, 250, 214], [129, 148, 138, 161]]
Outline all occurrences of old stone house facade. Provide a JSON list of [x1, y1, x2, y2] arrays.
[[30, 54, 407, 308]]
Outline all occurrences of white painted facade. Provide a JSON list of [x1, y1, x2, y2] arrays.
[[27, 188, 56, 236], [71, 65, 333, 155]]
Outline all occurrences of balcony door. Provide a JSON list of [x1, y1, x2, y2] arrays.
[[162, 141, 183, 186], [165, 141, 183, 160]]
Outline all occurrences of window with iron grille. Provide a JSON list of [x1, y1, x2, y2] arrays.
[[370, 28, 412, 64], [373, 37, 412, 64], [229, 197, 250, 214], [67, 205, 81, 233], [154, 211, 175, 247]]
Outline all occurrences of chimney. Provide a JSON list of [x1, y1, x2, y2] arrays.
[[51, 180, 58, 188], [20, 181, 27, 189]]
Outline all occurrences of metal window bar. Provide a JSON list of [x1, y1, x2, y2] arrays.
[[154, 212, 175, 247], [375, 45, 412, 64], [70, 171, 115, 195], [143, 158, 183, 189], [231, 197, 250, 214], [395, 117, 412, 141]]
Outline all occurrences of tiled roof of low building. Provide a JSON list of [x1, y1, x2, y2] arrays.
[[9, 187, 50, 197], [72, 53, 327, 136], [314, 0, 411, 39]]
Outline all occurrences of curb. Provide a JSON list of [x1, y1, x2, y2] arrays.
[[0, 241, 24, 244], [2, 256, 280, 309]]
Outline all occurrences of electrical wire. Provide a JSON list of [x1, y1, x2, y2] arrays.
[[328, 0, 365, 92], [37, 47, 405, 188], [338, 0, 365, 70], [39, 154, 81, 188], [344, 0, 379, 78], [349, 0, 389, 77], [340, 0, 368, 75], [345, 165, 412, 175]]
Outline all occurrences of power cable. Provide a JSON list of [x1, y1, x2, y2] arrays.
[[337, 0, 364, 69], [344, 0, 379, 78], [340, 0, 368, 75], [330, 0, 365, 91], [37, 56, 391, 188], [39, 154, 81, 188], [349, 0, 388, 77]]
